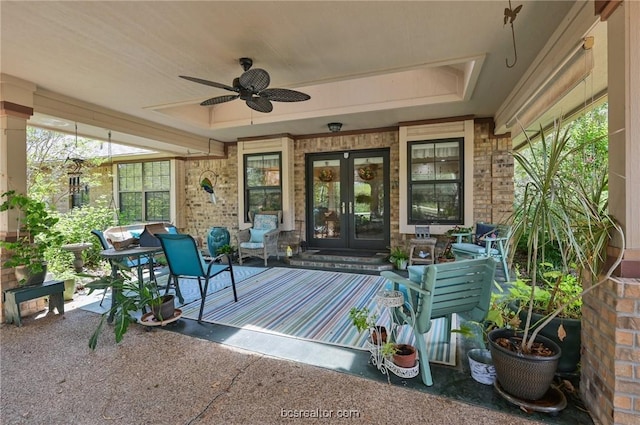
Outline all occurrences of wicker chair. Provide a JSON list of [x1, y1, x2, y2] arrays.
[[237, 211, 281, 266]]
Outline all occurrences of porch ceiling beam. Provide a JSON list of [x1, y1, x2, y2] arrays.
[[32, 89, 225, 156]]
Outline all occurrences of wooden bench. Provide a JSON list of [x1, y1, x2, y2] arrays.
[[381, 257, 496, 386], [451, 223, 511, 280], [3, 280, 65, 326]]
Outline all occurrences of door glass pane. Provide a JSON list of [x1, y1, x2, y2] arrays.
[[312, 159, 341, 239], [353, 157, 384, 240]]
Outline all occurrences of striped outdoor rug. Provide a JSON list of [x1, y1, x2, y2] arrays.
[[181, 267, 457, 366]]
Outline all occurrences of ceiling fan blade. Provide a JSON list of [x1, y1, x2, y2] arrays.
[[180, 75, 237, 92], [246, 96, 273, 113], [260, 88, 311, 102], [200, 94, 239, 106], [239, 68, 270, 92]]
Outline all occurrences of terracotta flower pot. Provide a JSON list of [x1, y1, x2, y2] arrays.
[[370, 326, 388, 345], [393, 344, 417, 368]]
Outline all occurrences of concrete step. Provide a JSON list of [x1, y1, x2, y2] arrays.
[[284, 250, 394, 273]]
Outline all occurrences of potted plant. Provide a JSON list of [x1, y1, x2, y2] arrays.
[[489, 122, 624, 401], [54, 269, 78, 301], [215, 243, 236, 264], [85, 262, 175, 349], [380, 341, 417, 369], [348, 306, 387, 345], [0, 191, 63, 286], [388, 246, 409, 270], [505, 265, 583, 373]]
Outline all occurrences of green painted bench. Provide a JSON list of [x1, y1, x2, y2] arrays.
[[381, 257, 496, 386], [451, 223, 511, 280], [3, 280, 65, 326]]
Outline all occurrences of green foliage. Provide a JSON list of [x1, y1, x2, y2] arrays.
[[512, 104, 610, 273], [348, 307, 377, 333], [215, 244, 236, 255], [388, 246, 409, 263], [26, 127, 107, 207], [45, 199, 118, 275], [455, 283, 519, 349], [381, 342, 398, 358], [85, 265, 167, 350], [509, 110, 621, 352], [509, 264, 582, 320], [0, 191, 63, 277]]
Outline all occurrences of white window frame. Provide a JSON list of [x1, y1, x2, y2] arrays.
[[112, 159, 180, 224], [399, 120, 474, 235], [237, 137, 295, 231]]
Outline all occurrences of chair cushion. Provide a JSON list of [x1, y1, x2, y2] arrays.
[[250, 228, 269, 242], [452, 242, 499, 256], [240, 241, 264, 249], [475, 223, 497, 246], [253, 214, 279, 231], [407, 265, 428, 284]]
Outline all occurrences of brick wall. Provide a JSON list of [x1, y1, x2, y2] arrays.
[[473, 120, 513, 225], [583, 277, 640, 425], [180, 155, 240, 248], [160, 121, 513, 252]]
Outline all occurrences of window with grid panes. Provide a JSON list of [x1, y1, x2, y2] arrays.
[[408, 138, 463, 224], [118, 161, 170, 223], [243, 153, 282, 222]]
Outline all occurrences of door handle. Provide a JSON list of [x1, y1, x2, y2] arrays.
[[341, 202, 346, 214], [349, 202, 353, 214]]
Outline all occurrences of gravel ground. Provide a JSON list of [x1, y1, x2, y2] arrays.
[[0, 306, 548, 425]]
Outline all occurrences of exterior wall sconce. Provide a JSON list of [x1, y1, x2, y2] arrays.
[[328, 122, 342, 132]]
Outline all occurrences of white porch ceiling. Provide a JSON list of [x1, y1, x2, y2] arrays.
[[1, 1, 603, 155]]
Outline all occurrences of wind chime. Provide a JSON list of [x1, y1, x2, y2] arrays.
[[66, 123, 86, 202]]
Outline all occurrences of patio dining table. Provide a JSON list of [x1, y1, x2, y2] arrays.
[[99, 245, 164, 323]]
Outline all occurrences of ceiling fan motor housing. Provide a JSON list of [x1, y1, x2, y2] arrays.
[[239, 57, 253, 71]]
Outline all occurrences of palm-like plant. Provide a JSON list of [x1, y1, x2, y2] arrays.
[[509, 121, 623, 353]]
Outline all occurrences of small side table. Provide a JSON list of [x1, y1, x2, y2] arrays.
[[408, 237, 437, 266], [61, 242, 93, 272]]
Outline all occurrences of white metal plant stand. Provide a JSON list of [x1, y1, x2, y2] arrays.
[[366, 289, 419, 379]]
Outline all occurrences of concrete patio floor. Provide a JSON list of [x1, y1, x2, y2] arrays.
[[1, 306, 553, 425], [1, 254, 596, 425]]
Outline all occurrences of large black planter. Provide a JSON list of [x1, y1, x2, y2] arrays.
[[511, 302, 581, 373], [517, 308, 581, 374], [488, 328, 561, 401]]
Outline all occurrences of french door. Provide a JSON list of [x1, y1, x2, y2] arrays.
[[306, 149, 390, 251]]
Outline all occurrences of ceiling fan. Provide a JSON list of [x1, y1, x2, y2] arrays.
[[180, 58, 311, 113]]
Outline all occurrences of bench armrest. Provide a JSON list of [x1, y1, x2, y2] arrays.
[[380, 271, 431, 298], [451, 231, 473, 243]]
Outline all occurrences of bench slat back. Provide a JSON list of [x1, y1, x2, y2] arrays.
[[408, 258, 496, 334]]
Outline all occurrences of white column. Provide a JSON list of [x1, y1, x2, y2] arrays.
[[608, 1, 640, 268], [0, 75, 35, 236]]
